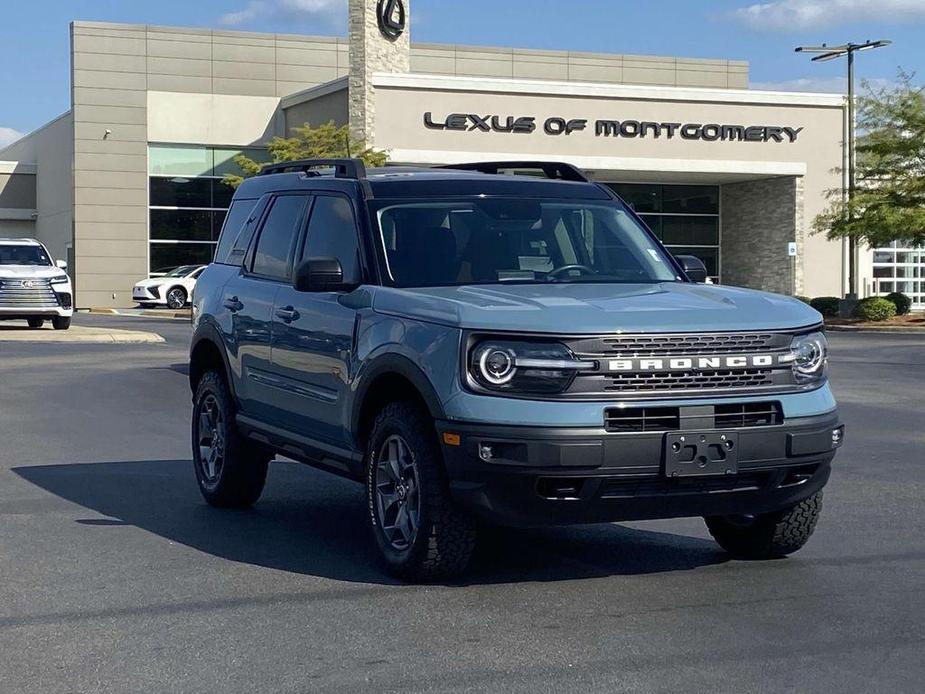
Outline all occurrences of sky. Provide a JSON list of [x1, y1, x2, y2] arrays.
[[2, 0, 924, 147]]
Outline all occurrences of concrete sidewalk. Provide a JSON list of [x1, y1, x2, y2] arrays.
[[0, 324, 164, 344]]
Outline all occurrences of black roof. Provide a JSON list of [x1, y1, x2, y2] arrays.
[[234, 163, 613, 201]]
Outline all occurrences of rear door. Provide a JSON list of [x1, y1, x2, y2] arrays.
[[225, 193, 310, 421], [268, 192, 364, 447]]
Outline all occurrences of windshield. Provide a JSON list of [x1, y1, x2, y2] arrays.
[[0, 244, 51, 266], [164, 265, 198, 278], [373, 198, 680, 287]]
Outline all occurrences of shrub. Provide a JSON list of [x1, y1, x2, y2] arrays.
[[795, 295, 812, 305], [853, 297, 897, 322], [810, 296, 841, 318], [884, 291, 911, 316]]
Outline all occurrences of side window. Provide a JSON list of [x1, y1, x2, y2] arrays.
[[251, 195, 309, 280], [213, 199, 257, 265], [300, 195, 361, 284]]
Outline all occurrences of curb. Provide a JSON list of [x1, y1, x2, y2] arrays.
[[84, 308, 190, 320]]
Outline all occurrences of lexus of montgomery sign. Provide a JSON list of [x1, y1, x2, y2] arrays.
[[423, 112, 804, 143]]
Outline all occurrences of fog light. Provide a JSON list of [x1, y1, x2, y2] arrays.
[[478, 444, 493, 461], [832, 426, 845, 447]]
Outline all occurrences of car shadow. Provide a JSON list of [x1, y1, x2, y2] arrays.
[[13, 459, 729, 585]]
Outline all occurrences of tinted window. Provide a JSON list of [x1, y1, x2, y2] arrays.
[[213, 199, 257, 265], [251, 195, 308, 279], [0, 245, 51, 266], [301, 196, 361, 284], [151, 244, 214, 270]]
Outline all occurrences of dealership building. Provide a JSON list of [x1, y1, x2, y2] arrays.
[[2, 0, 912, 309]]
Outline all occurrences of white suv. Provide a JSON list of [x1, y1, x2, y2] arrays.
[[0, 238, 73, 330]]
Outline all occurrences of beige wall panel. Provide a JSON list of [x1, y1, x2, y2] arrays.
[[73, 104, 147, 125], [410, 54, 456, 74], [74, 151, 147, 173], [212, 42, 276, 64], [74, 138, 148, 156], [675, 70, 729, 88], [73, 221, 147, 241], [75, 204, 146, 224], [74, 122, 147, 143], [146, 74, 213, 93], [455, 58, 514, 78], [147, 91, 280, 146], [276, 46, 340, 67], [73, 69, 146, 91], [212, 77, 277, 97], [621, 67, 677, 86], [74, 187, 147, 207], [73, 87, 147, 108], [513, 61, 569, 81], [72, 34, 146, 56], [147, 56, 212, 78], [213, 60, 275, 81], [275, 63, 340, 83], [73, 25, 146, 40], [146, 38, 212, 60], [73, 51, 147, 74], [568, 64, 623, 83], [77, 170, 148, 190], [77, 239, 148, 258]]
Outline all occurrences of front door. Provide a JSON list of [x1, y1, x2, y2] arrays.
[[269, 193, 364, 448]]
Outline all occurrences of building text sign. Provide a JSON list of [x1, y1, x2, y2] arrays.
[[423, 112, 804, 143]]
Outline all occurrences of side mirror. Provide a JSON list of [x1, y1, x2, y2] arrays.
[[293, 257, 355, 292], [674, 255, 708, 283], [55, 259, 68, 271]]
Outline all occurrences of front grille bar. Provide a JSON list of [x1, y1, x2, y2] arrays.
[[604, 402, 783, 432]]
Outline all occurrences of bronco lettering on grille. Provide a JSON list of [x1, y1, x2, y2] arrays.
[[608, 354, 779, 372]]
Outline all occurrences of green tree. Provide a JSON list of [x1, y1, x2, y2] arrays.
[[813, 72, 925, 247], [223, 121, 389, 188]]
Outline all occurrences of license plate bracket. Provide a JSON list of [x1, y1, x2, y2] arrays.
[[664, 431, 739, 478]]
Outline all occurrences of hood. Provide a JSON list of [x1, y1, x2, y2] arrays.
[[371, 282, 822, 334], [0, 265, 64, 280], [135, 277, 166, 288]]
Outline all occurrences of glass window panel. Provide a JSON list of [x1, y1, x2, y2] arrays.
[[213, 147, 271, 177], [150, 209, 213, 241], [879, 281, 894, 292], [873, 266, 893, 278], [150, 242, 215, 272], [150, 176, 212, 208], [873, 251, 894, 263], [212, 179, 235, 209], [149, 145, 211, 177], [895, 281, 916, 293], [661, 216, 719, 246], [301, 195, 361, 283], [607, 184, 661, 213], [214, 200, 258, 264], [638, 215, 662, 240], [666, 246, 719, 277], [251, 195, 309, 279], [662, 185, 719, 214]]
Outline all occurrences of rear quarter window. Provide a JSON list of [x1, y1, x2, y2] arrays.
[[213, 198, 259, 265]]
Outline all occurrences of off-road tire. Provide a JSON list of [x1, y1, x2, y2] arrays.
[[192, 369, 270, 508], [27, 317, 44, 329], [52, 316, 71, 330], [705, 491, 823, 559], [366, 401, 477, 582]]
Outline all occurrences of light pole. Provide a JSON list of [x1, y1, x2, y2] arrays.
[[795, 39, 891, 300]]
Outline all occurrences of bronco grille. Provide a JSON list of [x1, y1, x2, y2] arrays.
[[0, 279, 59, 309], [574, 333, 780, 357], [604, 368, 774, 393]]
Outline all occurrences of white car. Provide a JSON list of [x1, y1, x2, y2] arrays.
[[133, 264, 206, 309], [0, 238, 73, 330]]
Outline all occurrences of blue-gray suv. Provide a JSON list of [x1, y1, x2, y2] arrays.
[[189, 159, 843, 581]]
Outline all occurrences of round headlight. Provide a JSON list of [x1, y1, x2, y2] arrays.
[[478, 346, 516, 385], [790, 332, 827, 377]]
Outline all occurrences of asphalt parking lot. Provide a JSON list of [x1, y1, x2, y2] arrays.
[[1, 314, 922, 693]]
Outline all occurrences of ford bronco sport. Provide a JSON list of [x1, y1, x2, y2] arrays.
[[189, 159, 843, 581]]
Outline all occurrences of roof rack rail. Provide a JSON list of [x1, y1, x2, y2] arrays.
[[435, 161, 591, 183], [258, 158, 367, 179]]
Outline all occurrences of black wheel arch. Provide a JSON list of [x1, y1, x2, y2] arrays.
[[189, 323, 236, 400], [351, 353, 446, 452]]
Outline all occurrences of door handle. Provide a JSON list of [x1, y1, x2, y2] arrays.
[[275, 306, 300, 323], [223, 296, 244, 312]]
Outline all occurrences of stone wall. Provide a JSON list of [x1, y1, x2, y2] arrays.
[[720, 177, 804, 296], [348, 0, 410, 145]]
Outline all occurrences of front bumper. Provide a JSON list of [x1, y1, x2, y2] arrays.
[[437, 411, 842, 527]]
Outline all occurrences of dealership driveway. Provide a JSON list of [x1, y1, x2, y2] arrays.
[[0, 314, 922, 694]]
